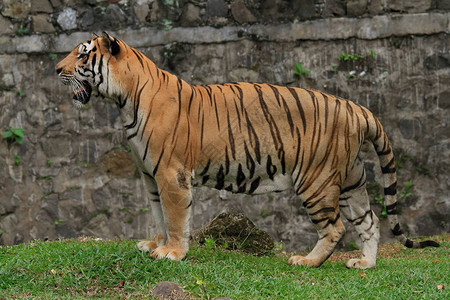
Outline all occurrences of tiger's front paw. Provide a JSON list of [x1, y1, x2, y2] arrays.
[[137, 240, 158, 252], [288, 255, 322, 267], [151, 246, 187, 261], [345, 259, 376, 269]]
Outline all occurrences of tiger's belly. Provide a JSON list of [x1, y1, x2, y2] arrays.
[[192, 162, 293, 195]]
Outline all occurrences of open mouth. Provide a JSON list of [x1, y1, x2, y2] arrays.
[[72, 81, 92, 109]]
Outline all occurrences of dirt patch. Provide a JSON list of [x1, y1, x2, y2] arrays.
[[192, 211, 275, 256]]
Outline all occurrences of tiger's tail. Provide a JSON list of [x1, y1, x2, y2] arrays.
[[367, 114, 439, 249]]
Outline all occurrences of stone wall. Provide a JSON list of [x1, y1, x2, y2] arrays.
[[0, 0, 449, 251]]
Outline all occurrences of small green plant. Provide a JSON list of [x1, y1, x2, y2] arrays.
[[339, 53, 363, 61], [331, 65, 338, 71], [293, 62, 310, 78], [17, 24, 29, 36], [274, 242, 284, 252], [49, 53, 58, 60], [3, 127, 25, 144], [369, 49, 376, 58], [395, 151, 411, 169], [346, 71, 356, 79], [374, 195, 387, 218], [204, 238, 216, 251], [261, 211, 268, 217], [140, 208, 150, 212], [54, 220, 63, 226], [160, 19, 173, 31], [17, 90, 25, 97], [188, 277, 214, 300], [46, 159, 52, 167], [399, 180, 413, 199], [415, 164, 430, 176]]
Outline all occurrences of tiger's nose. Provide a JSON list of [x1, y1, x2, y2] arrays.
[[55, 67, 62, 75]]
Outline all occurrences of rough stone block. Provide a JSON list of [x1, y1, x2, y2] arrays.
[[0, 15, 14, 35], [31, 0, 53, 13], [1, 0, 31, 19], [134, 3, 150, 23], [388, 0, 432, 13], [437, 0, 450, 9], [347, 0, 367, 16], [180, 3, 201, 26], [57, 7, 77, 31], [206, 0, 228, 18], [231, 0, 257, 24], [294, 0, 316, 19], [368, 0, 385, 15], [322, 0, 346, 17], [32, 14, 56, 33]]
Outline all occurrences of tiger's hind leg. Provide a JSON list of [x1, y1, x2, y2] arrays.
[[340, 157, 380, 269], [137, 172, 167, 253], [289, 185, 346, 267]]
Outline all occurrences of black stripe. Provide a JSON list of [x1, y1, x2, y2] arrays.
[[243, 110, 261, 163], [405, 239, 414, 248], [199, 160, 210, 176], [215, 165, 225, 190], [287, 87, 307, 134], [186, 200, 192, 209], [392, 223, 403, 236], [384, 182, 397, 196], [243, 142, 255, 179], [386, 203, 398, 215], [131, 48, 145, 69], [377, 148, 391, 156], [340, 171, 365, 194], [226, 112, 236, 160], [381, 157, 395, 173], [142, 130, 153, 161], [125, 79, 148, 129], [419, 240, 440, 248], [152, 147, 166, 176], [225, 147, 230, 175], [309, 206, 335, 216], [236, 163, 246, 187], [248, 176, 260, 193], [91, 53, 97, 71], [266, 155, 277, 180]]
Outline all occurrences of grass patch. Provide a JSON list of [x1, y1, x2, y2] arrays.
[[0, 235, 448, 299]]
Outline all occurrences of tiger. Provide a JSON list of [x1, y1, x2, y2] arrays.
[[55, 32, 439, 269]]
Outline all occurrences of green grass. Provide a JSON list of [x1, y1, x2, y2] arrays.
[[0, 235, 448, 299]]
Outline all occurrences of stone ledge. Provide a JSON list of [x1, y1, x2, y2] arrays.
[[0, 12, 448, 54]]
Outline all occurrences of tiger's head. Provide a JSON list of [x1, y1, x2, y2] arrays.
[[55, 32, 123, 109]]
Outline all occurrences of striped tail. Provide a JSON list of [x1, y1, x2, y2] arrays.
[[368, 116, 439, 249]]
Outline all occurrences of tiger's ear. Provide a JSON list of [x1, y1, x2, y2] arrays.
[[92, 32, 99, 38], [101, 32, 120, 56]]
